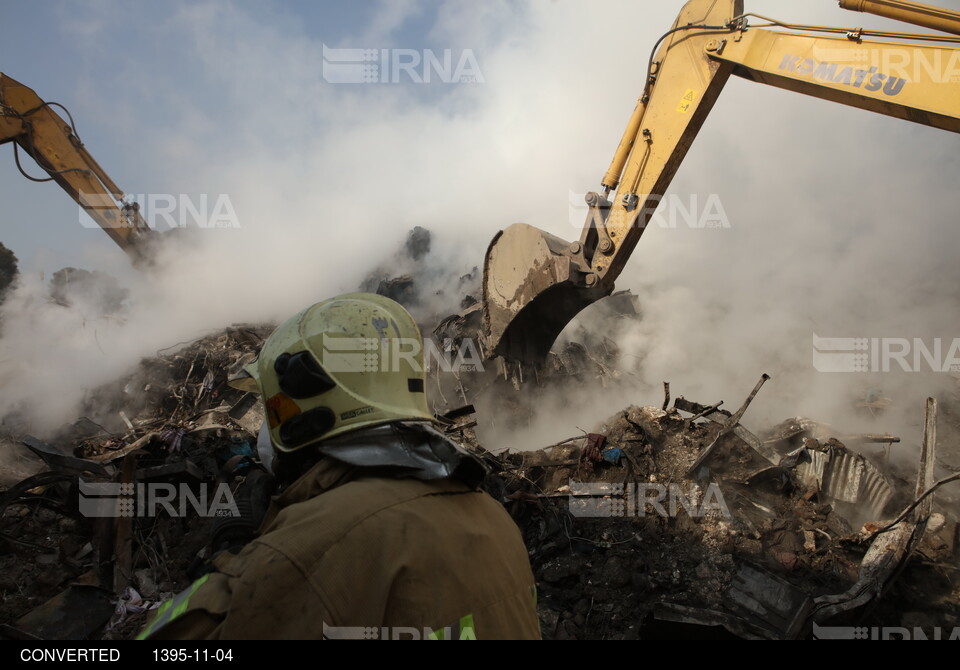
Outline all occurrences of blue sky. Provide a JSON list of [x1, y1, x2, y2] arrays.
[[1, 0, 959, 440], [2, 0, 957, 277], [0, 0, 516, 275]]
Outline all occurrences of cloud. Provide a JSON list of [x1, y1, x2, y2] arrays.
[[0, 0, 957, 451]]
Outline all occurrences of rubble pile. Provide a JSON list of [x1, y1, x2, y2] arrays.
[[360, 226, 481, 325], [429, 289, 643, 431], [461, 398, 960, 639], [0, 272, 958, 639], [0, 326, 273, 640]]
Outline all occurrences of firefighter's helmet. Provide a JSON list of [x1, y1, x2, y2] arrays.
[[231, 293, 433, 452]]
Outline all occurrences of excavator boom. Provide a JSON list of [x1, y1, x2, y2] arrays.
[[483, 0, 960, 363], [0, 73, 154, 264]]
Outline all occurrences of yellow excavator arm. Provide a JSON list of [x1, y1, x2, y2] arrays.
[[0, 73, 154, 264], [483, 0, 960, 363]]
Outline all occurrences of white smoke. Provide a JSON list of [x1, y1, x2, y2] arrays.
[[0, 0, 957, 461]]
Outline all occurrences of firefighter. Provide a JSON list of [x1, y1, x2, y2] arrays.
[[139, 293, 540, 640]]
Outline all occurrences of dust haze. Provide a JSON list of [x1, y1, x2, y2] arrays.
[[0, 1, 958, 461]]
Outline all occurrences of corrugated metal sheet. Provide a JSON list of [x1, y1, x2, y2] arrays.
[[822, 450, 865, 504], [796, 446, 892, 519], [859, 462, 894, 518]]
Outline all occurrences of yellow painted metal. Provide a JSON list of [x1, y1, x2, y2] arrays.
[[840, 0, 960, 36], [713, 30, 960, 132], [601, 18, 960, 285], [600, 0, 742, 284], [480, 0, 960, 363], [601, 96, 646, 191], [483, 0, 744, 360], [0, 73, 153, 261]]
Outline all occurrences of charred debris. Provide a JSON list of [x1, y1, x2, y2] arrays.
[[1, 228, 959, 640]]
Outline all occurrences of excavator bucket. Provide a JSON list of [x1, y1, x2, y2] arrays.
[[478, 1, 745, 365], [482, 223, 608, 363], [479, 0, 960, 366]]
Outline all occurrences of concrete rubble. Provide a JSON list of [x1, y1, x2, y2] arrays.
[[1, 250, 959, 640]]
